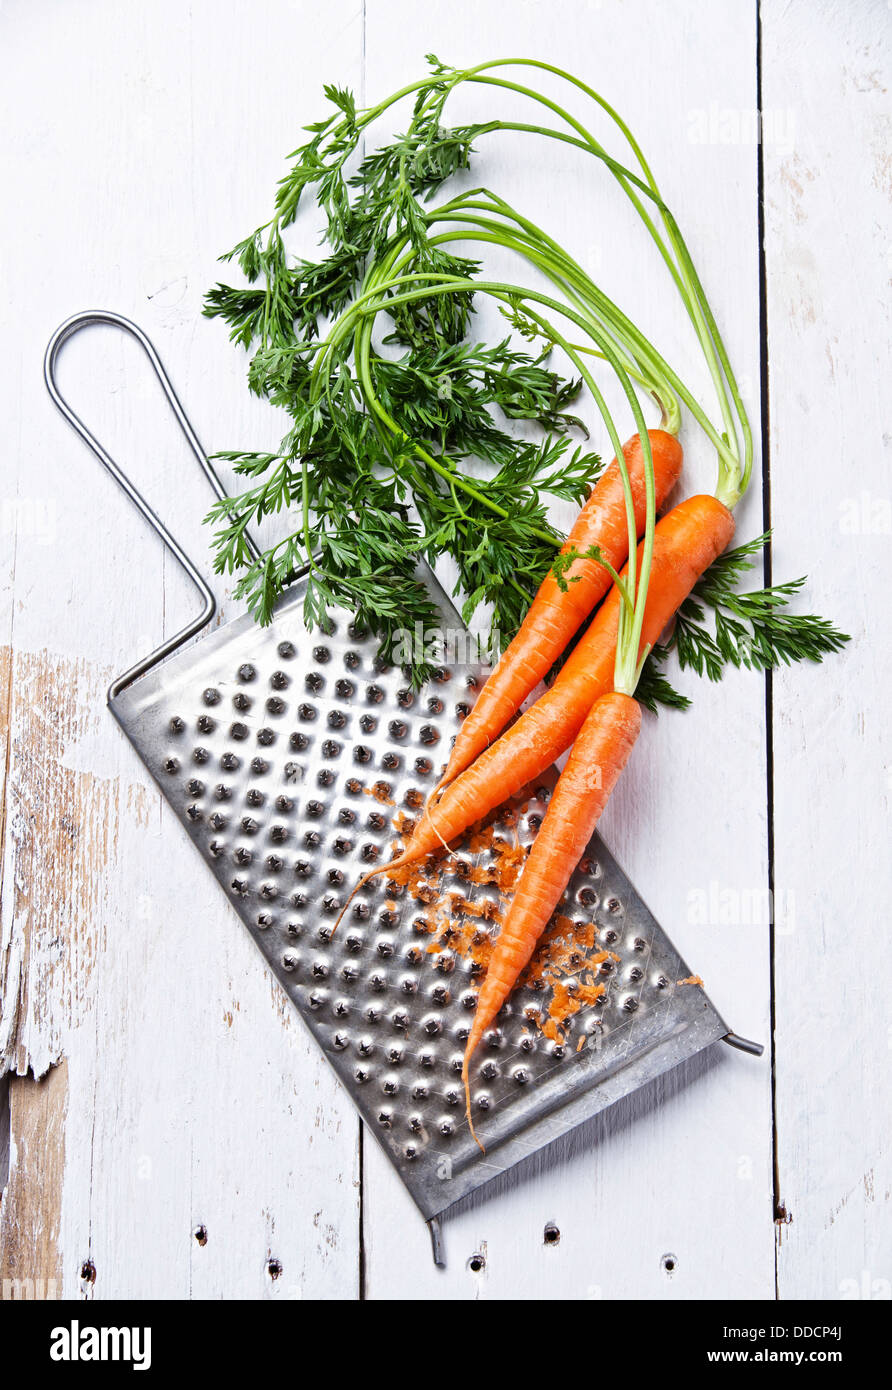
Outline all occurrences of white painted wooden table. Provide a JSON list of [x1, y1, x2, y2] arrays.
[[1, 0, 889, 1301]]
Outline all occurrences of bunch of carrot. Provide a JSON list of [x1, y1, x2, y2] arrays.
[[313, 61, 776, 1148], [217, 56, 842, 1151]]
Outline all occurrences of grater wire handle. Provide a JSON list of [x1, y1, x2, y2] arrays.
[[44, 310, 260, 700]]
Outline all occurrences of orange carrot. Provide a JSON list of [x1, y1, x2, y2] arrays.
[[334, 495, 734, 924], [435, 430, 682, 794], [462, 690, 642, 1146]]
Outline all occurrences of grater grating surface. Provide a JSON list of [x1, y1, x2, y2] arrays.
[[46, 311, 757, 1244], [109, 571, 730, 1220]]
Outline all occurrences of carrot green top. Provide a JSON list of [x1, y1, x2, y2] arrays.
[[205, 56, 846, 695]]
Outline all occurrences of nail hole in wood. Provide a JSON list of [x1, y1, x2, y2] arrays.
[[267, 1257, 283, 1279], [193, 1224, 208, 1246], [661, 1252, 677, 1274], [80, 1259, 96, 1284], [468, 1252, 486, 1273], [544, 1223, 561, 1246]]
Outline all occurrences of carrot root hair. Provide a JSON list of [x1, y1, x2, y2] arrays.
[[462, 1057, 485, 1154], [421, 779, 453, 853], [330, 857, 403, 936]]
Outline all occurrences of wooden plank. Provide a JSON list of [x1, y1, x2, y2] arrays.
[[0, 1061, 68, 1301], [762, 0, 892, 1301], [0, 0, 363, 1299], [361, 0, 774, 1298]]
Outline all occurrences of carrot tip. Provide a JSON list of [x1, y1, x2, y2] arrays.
[[462, 1061, 486, 1154], [330, 864, 383, 937]]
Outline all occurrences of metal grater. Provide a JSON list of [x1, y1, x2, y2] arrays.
[[45, 311, 762, 1265]]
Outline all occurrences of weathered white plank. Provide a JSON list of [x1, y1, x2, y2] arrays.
[[361, 0, 774, 1298], [0, 0, 363, 1299], [762, 0, 892, 1301]]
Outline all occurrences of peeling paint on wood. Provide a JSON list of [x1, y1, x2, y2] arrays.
[[0, 651, 149, 1080], [0, 1059, 68, 1299]]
